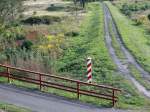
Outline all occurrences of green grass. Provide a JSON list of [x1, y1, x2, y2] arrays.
[[128, 64, 150, 91], [108, 20, 126, 60], [0, 2, 150, 109], [56, 2, 150, 109], [105, 1, 150, 73], [107, 9, 150, 91], [0, 102, 31, 112], [57, 2, 116, 81]]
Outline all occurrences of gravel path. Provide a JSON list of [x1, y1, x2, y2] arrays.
[[0, 84, 130, 112], [103, 3, 150, 98]]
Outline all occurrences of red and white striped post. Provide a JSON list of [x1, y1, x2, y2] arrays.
[[87, 57, 92, 83]]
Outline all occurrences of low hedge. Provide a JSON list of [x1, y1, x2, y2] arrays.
[[22, 16, 62, 25]]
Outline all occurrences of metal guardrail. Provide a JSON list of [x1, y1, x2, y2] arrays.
[[0, 64, 121, 106]]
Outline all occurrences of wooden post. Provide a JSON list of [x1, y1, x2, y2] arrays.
[[39, 74, 42, 91], [7, 67, 10, 83], [77, 82, 80, 99], [112, 89, 115, 107]]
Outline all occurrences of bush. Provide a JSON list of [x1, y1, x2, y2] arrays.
[[121, 4, 131, 16], [47, 5, 65, 11], [21, 40, 33, 50], [16, 34, 25, 40], [121, 3, 150, 16], [64, 31, 79, 37], [21, 16, 62, 25], [134, 15, 147, 25], [148, 14, 150, 21]]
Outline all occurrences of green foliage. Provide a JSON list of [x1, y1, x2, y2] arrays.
[[120, 2, 150, 16], [16, 34, 25, 40], [109, 20, 126, 59], [64, 31, 79, 37], [56, 3, 149, 109], [0, 1, 149, 109], [47, 5, 66, 11], [57, 3, 116, 80], [106, 1, 150, 73], [21, 40, 33, 50], [148, 14, 150, 21], [22, 16, 62, 25], [121, 4, 131, 16], [129, 64, 150, 90]]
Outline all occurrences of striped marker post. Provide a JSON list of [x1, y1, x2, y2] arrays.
[[87, 57, 92, 83]]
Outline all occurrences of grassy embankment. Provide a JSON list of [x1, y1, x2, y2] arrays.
[[0, 2, 149, 109], [108, 20, 126, 60], [128, 64, 150, 90], [106, 1, 150, 91], [108, 8, 150, 90], [105, 1, 150, 73], [56, 2, 150, 109], [0, 102, 31, 112]]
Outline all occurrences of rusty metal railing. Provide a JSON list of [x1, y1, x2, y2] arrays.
[[0, 64, 121, 106]]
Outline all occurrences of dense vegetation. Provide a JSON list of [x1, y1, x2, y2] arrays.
[[0, 0, 150, 110], [108, 5, 150, 92], [57, 3, 150, 109], [112, 0, 150, 28], [22, 16, 62, 25], [57, 3, 116, 81], [120, 2, 150, 16]]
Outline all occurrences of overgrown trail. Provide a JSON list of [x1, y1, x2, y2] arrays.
[[103, 3, 150, 98]]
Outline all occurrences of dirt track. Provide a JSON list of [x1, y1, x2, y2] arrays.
[[103, 3, 150, 98]]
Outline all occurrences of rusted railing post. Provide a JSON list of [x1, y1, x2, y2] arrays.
[[112, 89, 115, 107], [7, 67, 10, 83], [77, 81, 80, 99], [39, 74, 42, 91]]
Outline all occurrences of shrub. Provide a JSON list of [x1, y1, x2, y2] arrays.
[[148, 14, 150, 21], [64, 31, 79, 37], [134, 15, 147, 25], [21, 40, 33, 50], [21, 16, 62, 25], [121, 3, 150, 16], [121, 4, 131, 16], [47, 5, 65, 11], [16, 34, 25, 40]]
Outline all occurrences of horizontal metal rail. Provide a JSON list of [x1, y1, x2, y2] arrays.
[[0, 64, 121, 106]]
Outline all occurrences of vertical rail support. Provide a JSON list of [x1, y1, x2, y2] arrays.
[[112, 89, 115, 107], [39, 74, 42, 91], [7, 67, 10, 83], [77, 81, 80, 99]]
